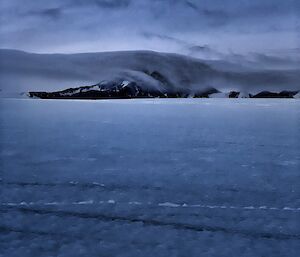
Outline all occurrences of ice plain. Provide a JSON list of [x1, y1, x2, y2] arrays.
[[0, 98, 300, 257]]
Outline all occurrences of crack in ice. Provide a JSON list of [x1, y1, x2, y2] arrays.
[[1, 206, 299, 241], [1, 201, 299, 212]]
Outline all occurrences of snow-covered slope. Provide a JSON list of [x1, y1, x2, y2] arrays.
[[294, 92, 300, 98], [0, 49, 299, 97]]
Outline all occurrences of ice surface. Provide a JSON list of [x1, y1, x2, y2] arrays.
[[0, 98, 300, 257]]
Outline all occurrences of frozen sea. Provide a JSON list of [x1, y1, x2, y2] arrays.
[[0, 98, 300, 257]]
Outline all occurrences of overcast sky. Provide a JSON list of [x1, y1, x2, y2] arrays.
[[0, 0, 299, 55]]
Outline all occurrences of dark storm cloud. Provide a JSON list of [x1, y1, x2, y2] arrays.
[[0, 0, 298, 54]]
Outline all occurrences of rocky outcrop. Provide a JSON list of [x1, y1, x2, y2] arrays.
[[253, 91, 299, 98], [29, 81, 187, 99], [28, 82, 299, 100]]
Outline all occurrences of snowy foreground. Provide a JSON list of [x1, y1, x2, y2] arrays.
[[0, 98, 299, 257]]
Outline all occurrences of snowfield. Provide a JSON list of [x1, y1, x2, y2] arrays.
[[0, 98, 300, 257]]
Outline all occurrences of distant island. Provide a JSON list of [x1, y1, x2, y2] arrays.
[[29, 80, 300, 99], [1, 49, 299, 99]]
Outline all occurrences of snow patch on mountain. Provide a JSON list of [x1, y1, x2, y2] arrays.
[[294, 92, 300, 98]]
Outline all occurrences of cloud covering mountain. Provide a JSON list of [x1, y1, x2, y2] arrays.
[[0, 1, 299, 96], [0, 49, 299, 96]]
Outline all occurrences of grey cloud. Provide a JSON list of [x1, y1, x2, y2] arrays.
[[189, 45, 211, 52], [141, 32, 188, 46], [29, 8, 62, 19], [184, 1, 198, 11], [94, 0, 131, 9], [141, 32, 223, 59], [68, 0, 131, 9], [187, 45, 225, 60], [1, 49, 299, 94], [247, 53, 300, 70], [142, 32, 214, 53], [57, 0, 132, 10], [41, 8, 61, 17], [0, 0, 298, 55], [183, 1, 229, 24], [201, 9, 229, 27], [188, 45, 220, 56]]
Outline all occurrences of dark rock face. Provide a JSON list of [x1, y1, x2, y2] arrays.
[[29, 81, 186, 99], [253, 91, 280, 98], [253, 91, 298, 98], [278, 91, 299, 98], [228, 91, 240, 98]]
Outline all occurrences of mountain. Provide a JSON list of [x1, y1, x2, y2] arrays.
[[28, 83, 299, 100], [0, 49, 299, 97], [28, 80, 221, 99]]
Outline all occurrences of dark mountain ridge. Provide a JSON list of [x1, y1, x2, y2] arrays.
[[29, 81, 299, 99]]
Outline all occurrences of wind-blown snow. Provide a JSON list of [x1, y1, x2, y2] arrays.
[[238, 91, 251, 98], [209, 92, 229, 98], [0, 98, 300, 257]]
